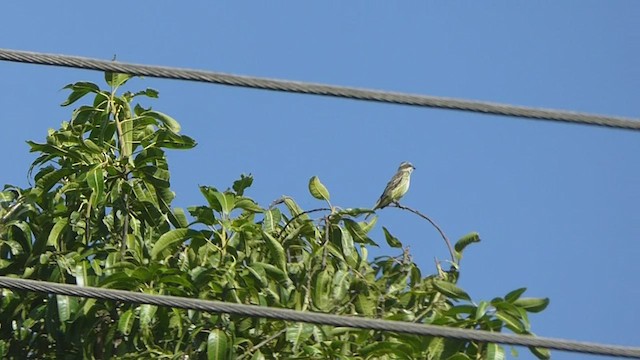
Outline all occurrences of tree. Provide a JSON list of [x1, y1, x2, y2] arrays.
[[0, 74, 549, 359]]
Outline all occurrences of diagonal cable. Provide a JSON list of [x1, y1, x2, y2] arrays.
[[0, 48, 639, 131], [0, 277, 639, 358]]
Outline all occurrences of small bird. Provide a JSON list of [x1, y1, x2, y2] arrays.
[[370, 162, 415, 214]]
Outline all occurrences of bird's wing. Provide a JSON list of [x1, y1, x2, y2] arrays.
[[373, 172, 403, 209]]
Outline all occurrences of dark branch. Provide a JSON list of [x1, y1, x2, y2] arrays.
[[389, 203, 456, 263]]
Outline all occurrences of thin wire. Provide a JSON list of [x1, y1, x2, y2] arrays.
[[0, 277, 638, 358], [1, 48, 639, 131]]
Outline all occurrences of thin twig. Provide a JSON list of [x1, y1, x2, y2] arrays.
[[120, 194, 130, 258], [389, 203, 456, 263], [322, 215, 331, 269], [236, 328, 287, 360]]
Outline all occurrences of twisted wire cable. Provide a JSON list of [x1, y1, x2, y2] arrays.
[[1, 48, 639, 130], [0, 277, 639, 358]]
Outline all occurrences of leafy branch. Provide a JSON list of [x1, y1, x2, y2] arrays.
[[0, 74, 550, 360]]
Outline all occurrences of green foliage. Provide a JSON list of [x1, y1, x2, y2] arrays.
[[0, 74, 549, 359]]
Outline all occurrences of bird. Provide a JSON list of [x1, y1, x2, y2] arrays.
[[368, 162, 415, 216]]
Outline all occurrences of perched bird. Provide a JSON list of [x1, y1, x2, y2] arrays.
[[370, 162, 415, 214]]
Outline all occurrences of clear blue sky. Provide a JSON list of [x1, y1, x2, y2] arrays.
[[1, 2, 638, 359]]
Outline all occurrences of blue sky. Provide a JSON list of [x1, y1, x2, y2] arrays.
[[1, 2, 639, 359]]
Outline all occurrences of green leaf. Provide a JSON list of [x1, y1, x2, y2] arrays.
[[82, 300, 98, 319], [308, 176, 330, 201], [97, 114, 115, 147], [528, 345, 551, 360], [338, 227, 354, 260], [200, 186, 222, 212], [86, 165, 105, 205], [486, 343, 506, 360], [232, 174, 253, 196], [28, 141, 68, 158], [475, 300, 490, 320], [262, 231, 287, 272], [188, 206, 216, 226], [495, 310, 525, 333], [138, 165, 171, 188], [513, 297, 550, 313], [207, 329, 230, 360], [251, 262, 291, 287], [131, 88, 159, 99], [70, 106, 97, 125], [151, 229, 200, 259], [360, 341, 413, 358], [444, 305, 475, 317], [246, 264, 269, 288], [426, 338, 447, 359], [47, 217, 68, 250], [152, 129, 197, 149], [171, 207, 189, 228], [361, 216, 377, 233], [82, 139, 103, 154], [74, 262, 90, 287], [282, 197, 306, 218], [454, 232, 481, 258], [142, 110, 181, 133], [432, 280, 471, 301], [56, 295, 71, 322], [387, 271, 410, 295], [35, 167, 75, 194], [213, 191, 235, 215], [1, 239, 23, 257], [134, 147, 166, 167], [286, 323, 314, 349], [61, 82, 100, 106], [234, 198, 263, 213], [0, 340, 7, 358], [129, 268, 153, 283], [335, 207, 374, 218], [132, 180, 159, 205], [446, 354, 472, 360], [331, 269, 351, 301], [0, 189, 17, 202], [343, 219, 377, 246], [104, 72, 132, 88], [382, 226, 402, 248], [159, 274, 195, 290], [199, 187, 236, 215], [313, 270, 333, 311], [118, 102, 134, 157], [355, 293, 376, 316], [118, 309, 135, 335], [139, 304, 157, 329], [56, 295, 77, 322], [505, 287, 527, 302], [262, 208, 281, 233], [279, 223, 310, 247]]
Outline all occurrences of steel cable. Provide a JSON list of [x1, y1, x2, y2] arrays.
[[0, 277, 639, 358], [1, 48, 639, 131]]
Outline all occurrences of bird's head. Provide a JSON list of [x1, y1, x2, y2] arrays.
[[398, 161, 415, 174]]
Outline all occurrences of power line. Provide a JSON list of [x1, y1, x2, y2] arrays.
[[0, 48, 639, 131], [0, 277, 638, 358]]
